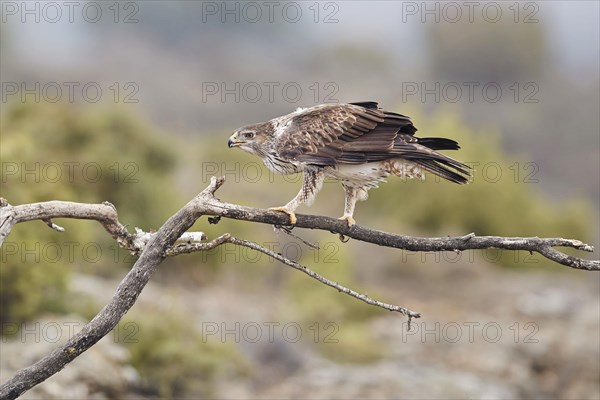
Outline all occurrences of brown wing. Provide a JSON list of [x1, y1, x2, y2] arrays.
[[275, 102, 471, 184], [275, 102, 416, 166]]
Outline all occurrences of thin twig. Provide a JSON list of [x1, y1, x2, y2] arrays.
[[274, 224, 320, 249], [167, 233, 231, 256], [226, 236, 421, 320], [42, 219, 64, 232]]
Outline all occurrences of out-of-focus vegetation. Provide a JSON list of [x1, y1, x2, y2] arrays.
[[0, 102, 182, 328], [284, 249, 386, 363], [115, 312, 249, 398], [1, 102, 179, 221]]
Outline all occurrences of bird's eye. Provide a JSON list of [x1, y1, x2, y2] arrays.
[[243, 132, 255, 139]]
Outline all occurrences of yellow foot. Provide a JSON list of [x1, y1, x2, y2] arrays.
[[269, 206, 297, 225], [338, 215, 356, 227]]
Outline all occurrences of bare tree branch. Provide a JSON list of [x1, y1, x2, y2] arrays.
[[0, 176, 598, 399], [187, 189, 599, 271], [0, 198, 134, 250], [1, 180, 596, 271]]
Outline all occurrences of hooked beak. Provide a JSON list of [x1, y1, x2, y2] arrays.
[[227, 136, 242, 148]]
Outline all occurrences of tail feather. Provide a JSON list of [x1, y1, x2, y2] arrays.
[[399, 136, 471, 184], [418, 137, 461, 151], [412, 158, 470, 184]]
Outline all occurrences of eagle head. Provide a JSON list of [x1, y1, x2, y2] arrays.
[[228, 122, 272, 156]]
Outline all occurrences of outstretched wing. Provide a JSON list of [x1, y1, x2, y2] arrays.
[[274, 102, 471, 183]]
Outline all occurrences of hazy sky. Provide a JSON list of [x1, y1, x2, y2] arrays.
[[3, 1, 599, 74]]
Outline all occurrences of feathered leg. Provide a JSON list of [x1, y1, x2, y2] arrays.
[[339, 184, 358, 227], [269, 168, 325, 225]]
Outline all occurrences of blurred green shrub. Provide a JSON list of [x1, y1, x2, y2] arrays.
[[282, 248, 387, 363], [115, 312, 248, 398], [1, 102, 181, 329]]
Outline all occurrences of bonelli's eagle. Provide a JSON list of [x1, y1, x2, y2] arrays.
[[228, 102, 471, 226]]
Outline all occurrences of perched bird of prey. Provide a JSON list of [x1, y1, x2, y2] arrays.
[[228, 102, 471, 226]]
